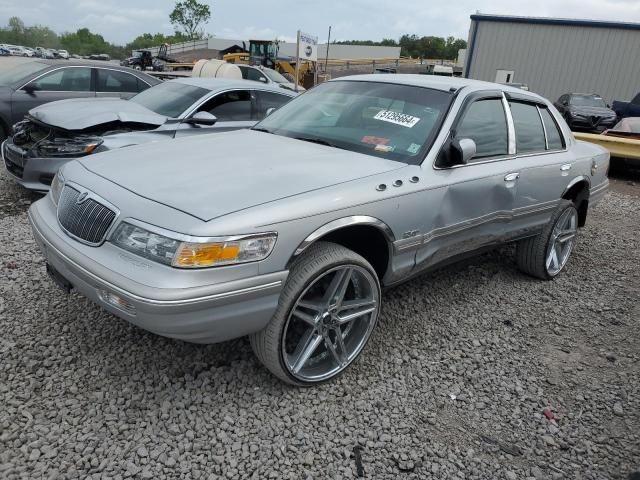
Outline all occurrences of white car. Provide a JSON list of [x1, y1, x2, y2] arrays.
[[57, 50, 70, 59]]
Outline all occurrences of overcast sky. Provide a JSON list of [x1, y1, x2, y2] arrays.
[[2, 0, 640, 45]]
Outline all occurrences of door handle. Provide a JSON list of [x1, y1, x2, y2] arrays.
[[560, 164, 572, 171], [504, 172, 520, 182]]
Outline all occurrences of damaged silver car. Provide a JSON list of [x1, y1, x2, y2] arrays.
[[29, 75, 609, 385], [3, 78, 296, 190]]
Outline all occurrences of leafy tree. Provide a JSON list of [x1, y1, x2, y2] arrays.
[[169, 0, 211, 40], [336, 34, 467, 59], [125, 31, 189, 52]]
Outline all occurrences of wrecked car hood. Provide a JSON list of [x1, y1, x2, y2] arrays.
[[28, 97, 167, 131], [80, 129, 405, 221]]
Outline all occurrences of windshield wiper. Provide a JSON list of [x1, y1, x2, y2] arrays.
[[252, 127, 272, 134], [293, 136, 343, 150]]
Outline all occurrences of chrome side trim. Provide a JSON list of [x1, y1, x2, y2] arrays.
[[393, 200, 558, 253], [294, 215, 396, 256], [590, 180, 609, 197], [30, 210, 284, 307], [502, 93, 517, 155]]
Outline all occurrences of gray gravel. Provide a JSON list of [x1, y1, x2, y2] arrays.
[[1, 167, 639, 479]]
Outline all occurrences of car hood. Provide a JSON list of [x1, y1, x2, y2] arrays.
[[570, 106, 616, 117], [28, 97, 167, 131], [80, 129, 405, 221]]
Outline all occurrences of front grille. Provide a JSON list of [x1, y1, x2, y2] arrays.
[[57, 185, 116, 245]]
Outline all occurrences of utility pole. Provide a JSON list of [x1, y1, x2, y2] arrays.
[[325, 26, 331, 74]]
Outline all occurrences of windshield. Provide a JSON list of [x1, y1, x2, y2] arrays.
[[133, 51, 143, 58], [130, 81, 209, 117], [0, 61, 48, 87], [262, 68, 290, 84], [570, 94, 606, 108], [254, 80, 453, 164]]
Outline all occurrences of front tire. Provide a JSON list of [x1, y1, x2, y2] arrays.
[[250, 242, 381, 386], [516, 200, 578, 280]]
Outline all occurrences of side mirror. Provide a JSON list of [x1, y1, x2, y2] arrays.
[[23, 84, 37, 95], [451, 138, 476, 165], [562, 100, 568, 106], [259, 76, 268, 83], [265, 107, 276, 117], [185, 111, 217, 126]]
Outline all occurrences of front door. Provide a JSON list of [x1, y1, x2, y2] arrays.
[[415, 94, 519, 270]]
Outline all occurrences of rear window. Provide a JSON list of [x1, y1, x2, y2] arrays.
[[539, 108, 565, 150], [509, 102, 546, 153]]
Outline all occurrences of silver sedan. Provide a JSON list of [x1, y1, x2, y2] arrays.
[[3, 78, 296, 191], [28, 75, 609, 385]]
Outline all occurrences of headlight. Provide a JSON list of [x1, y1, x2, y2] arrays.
[[38, 136, 103, 157], [569, 111, 581, 117], [50, 171, 64, 205], [110, 222, 277, 268]]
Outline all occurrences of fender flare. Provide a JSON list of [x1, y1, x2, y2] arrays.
[[293, 215, 396, 257]]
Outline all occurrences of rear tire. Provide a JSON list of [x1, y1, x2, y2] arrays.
[[516, 200, 578, 280], [250, 242, 381, 386]]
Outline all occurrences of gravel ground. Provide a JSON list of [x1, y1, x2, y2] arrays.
[[0, 166, 639, 480]]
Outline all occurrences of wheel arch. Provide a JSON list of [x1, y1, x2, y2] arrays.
[[290, 216, 395, 280], [561, 176, 590, 227]]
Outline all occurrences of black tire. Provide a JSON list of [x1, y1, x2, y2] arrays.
[[250, 241, 381, 386], [516, 200, 578, 280]]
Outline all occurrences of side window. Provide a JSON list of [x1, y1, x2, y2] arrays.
[[238, 66, 249, 80], [246, 68, 267, 83], [509, 102, 546, 153], [97, 69, 139, 93], [540, 107, 565, 150], [29, 67, 91, 92], [255, 91, 292, 120], [456, 98, 508, 159], [198, 90, 253, 121], [137, 78, 151, 92]]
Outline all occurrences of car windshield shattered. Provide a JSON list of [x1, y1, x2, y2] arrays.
[[130, 81, 209, 118], [254, 81, 453, 164], [0, 61, 48, 87]]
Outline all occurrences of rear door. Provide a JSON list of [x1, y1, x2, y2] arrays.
[[10, 66, 93, 124], [506, 96, 575, 235], [95, 68, 144, 99]]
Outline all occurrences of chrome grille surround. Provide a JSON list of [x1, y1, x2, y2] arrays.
[[56, 184, 118, 246]]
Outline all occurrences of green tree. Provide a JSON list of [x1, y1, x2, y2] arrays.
[[169, 0, 211, 40]]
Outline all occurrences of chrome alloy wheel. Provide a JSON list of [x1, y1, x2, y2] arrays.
[[282, 265, 380, 382], [546, 207, 578, 276]]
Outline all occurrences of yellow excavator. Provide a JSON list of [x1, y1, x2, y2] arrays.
[[223, 40, 313, 87]]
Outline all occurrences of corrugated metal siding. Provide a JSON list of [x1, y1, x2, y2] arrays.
[[467, 20, 640, 103]]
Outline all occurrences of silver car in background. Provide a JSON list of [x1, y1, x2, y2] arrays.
[[3, 78, 296, 190], [28, 75, 609, 385]]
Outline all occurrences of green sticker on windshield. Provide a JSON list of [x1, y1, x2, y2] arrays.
[[408, 143, 421, 154]]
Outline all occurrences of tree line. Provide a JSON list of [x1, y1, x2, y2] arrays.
[[1, 15, 466, 61], [335, 35, 467, 60]]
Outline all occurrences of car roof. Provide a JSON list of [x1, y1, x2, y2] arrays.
[[173, 77, 297, 95], [32, 59, 161, 83], [331, 74, 546, 100]]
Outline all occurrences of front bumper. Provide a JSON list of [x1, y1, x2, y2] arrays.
[[568, 117, 617, 131], [28, 199, 287, 344], [2, 140, 73, 191]]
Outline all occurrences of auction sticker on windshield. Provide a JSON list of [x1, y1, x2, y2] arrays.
[[374, 110, 421, 128]]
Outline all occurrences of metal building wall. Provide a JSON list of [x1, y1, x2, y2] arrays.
[[465, 17, 640, 103]]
